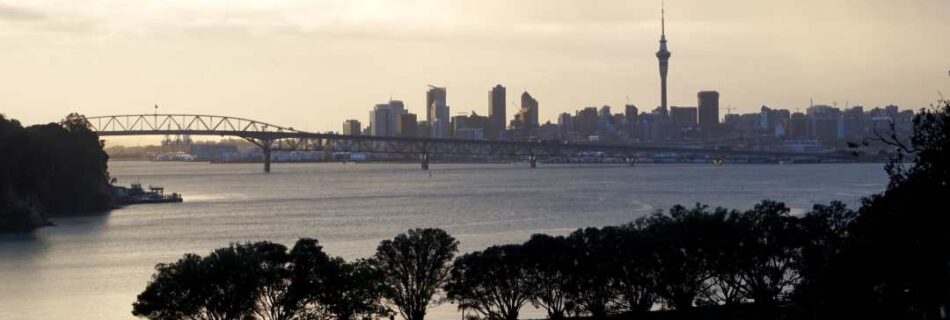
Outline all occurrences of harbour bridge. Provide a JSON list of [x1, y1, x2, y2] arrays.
[[79, 113, 839, 172]]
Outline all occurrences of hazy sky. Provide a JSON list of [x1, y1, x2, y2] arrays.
[[1, 0, 948, 138]]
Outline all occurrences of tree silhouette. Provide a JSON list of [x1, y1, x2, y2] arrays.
[[612, 224, 657, 313], [801, 100, 950, 319], [565, 227, 619, 319], [133, 242, 285, 320], [791, 201, 856, 318], [733, 200, 800, 305], [317, 258, 386, 320], [1, 113, 112, 232], [133, 239, 385, 320], [446, 244, 533, 320], [637, 205, 721, 310], [521, 234, 576, 320], [373, 228, 458, 320]]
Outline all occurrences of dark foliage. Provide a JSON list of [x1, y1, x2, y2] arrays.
[[521, 234, 576, 320], [565, 227, 622, 319], [0, 113, 112, 232], [446, 244, 533, 320], [373, 228, 459, 320], [636, 205, 724, 310], [133, 239, 384, 320], [792, 100, 950, 319]]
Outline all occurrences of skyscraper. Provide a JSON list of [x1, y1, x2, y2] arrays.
[[656, 2, 671, 117], [520, 91, 539, 129], [698, 91, 720, 130], [431, 104, 450, 139], [426, 85, 446, 126], [669, 106, 697, 127], [396, 113, 418, 137], [488, 84, 506, 139], [343, 119, 361, 136], [370, 104, 393, 137], [369, 100, 406, 137]]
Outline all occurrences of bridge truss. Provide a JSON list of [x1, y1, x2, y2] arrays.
[[81, 114, 832, 172]]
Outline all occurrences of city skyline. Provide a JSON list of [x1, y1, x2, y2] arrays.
[[1, 0, 948, 141]]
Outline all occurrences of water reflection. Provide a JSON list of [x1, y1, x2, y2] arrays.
[[0, 162, 888, 320]]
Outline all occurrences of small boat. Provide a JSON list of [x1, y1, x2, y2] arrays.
[[113, 183, 183, 205]]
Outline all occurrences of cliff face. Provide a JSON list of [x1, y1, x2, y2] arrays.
[[0, 113, 113, 232]]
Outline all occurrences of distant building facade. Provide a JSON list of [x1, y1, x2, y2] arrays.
[[426, 85, 446, 126], [488, 84, 506, 139], [397, 113, 418, 137], [370, 100, 406, 137], [430, 104, 450, 139], [697, 91, 719, 130], [343, 119, 361, 136], [669, 106, 697, 127], [521, 91, 539, 129]]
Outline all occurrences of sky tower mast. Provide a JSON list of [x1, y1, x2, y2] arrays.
[[656, 0, 672, 118]]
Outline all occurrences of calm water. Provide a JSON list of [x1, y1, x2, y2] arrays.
[[0, 161, 887, 320]]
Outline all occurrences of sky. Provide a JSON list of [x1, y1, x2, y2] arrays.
[[1, 0, 948, 142]]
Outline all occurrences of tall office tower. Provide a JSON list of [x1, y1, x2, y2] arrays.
[[521, 91, 539, 128], [625, 104, 639, 120], [788, 112, 808, 138], [426, 85, 446, 126], [575, 107, 599, 137], [669, 106, 697, 127], [431, 104, 450, 138], [370, 104, 393, 137], [488, 84, 506, 139], [697, 91, 720, 130], [370, 100, 406, 137], [624, 104, 639, 133], [655, 1, 672, 118], [396, 113, 418, 137], [343, 119, 361, 136]]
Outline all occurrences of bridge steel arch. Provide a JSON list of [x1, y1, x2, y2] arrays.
[[79, 114, 837, 172]]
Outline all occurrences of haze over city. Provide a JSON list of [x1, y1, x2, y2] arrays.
[[1, 0, 948, 141]]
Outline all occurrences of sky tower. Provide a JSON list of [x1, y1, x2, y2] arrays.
[[656, 1, 671, 117]]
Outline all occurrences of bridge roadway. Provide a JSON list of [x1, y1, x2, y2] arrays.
[[81, 113, 840, 172]]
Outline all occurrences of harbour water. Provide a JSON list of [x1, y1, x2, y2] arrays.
[[0, 161, 888, 319]]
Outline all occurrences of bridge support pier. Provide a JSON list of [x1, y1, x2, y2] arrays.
[[712, 157, 724, 166], [420, 153, 429, 170], [625, 155, 636, 167], [528, 155, 538, 169], [263, 143, 272, 173]]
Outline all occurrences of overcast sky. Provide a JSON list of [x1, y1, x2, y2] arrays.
[[1, 0, 948, 137]]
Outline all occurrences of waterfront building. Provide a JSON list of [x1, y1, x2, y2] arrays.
[[451, 112, 490, 140], [417, 122, 431, 138], [343, 119, 361, 136], [431, 104, 450, 139], [807, 105, 842, 141], [426, 85, 446, 126], [669, 106, 697, 127], [843, 106, 865, 140], [698, 91, 719, 130], [787, 112, 808, 138], [488, 84, 506, 139], [521, 91, 539, 129], [397, 113, 418, 137], [575, 107, 599, 137], [557, 112, 573, 136], [625, 104, 639, 123], [370, 100, 406, 137]]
